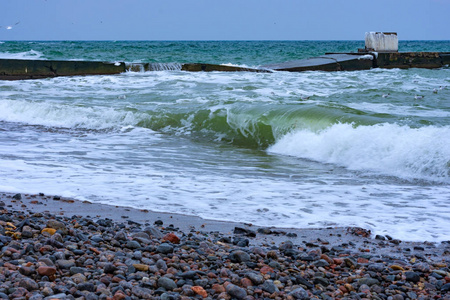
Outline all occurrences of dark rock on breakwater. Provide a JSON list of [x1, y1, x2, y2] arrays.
[[1, 193, 449, 299], [0, 59, 126, 80]]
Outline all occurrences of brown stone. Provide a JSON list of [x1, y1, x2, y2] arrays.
[[260, 265, 274, 274], [212, 284, 226, 294], [37, 266, 57, 276], [162, 233, 180, 244], [112, 276, 125, 283], [41, 228, 57, 235], [320, 254, 334, 265], [4, 262, 18, 270], [344, 283, 355, 292], [113, 290, 128, 300], [191, 286, 208, 298], [241, 278, 253, 288], [133, 264, 149, 271], [357, 257, 369, 264], [390, 264, 405, 271]]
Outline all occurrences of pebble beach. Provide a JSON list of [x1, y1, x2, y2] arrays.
[[0, 192, 449, 300]]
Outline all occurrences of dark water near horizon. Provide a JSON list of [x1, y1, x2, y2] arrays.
[[0, 41, 449, 242]]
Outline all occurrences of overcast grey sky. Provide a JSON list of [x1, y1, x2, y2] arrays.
[[1, 0, 449, 41]]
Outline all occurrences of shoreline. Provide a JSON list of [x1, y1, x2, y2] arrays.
[[2, 192, 449, 261], [1, 192, 449, 299]]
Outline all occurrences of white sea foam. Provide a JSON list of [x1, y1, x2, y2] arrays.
[[0, 99, 142, 129], [358, 54, 374, 60], [0, 50, 45, 60], [347, 102, 450, 118], [0, 128, 448, 242], [1, 64, 449, 242], [221, 62, 259, 69], [268, 123, 450, 182]]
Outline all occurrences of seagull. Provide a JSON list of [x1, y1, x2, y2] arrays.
[[382, 93, 390, 98], [440, 86, 447, 90], [433, 89, 438, 94], [301, 95, 310, 101], [414, 95, 424, 100], [1, 21, 20, 30]]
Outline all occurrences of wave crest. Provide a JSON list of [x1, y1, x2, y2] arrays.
[[268, 123, 450, 182]]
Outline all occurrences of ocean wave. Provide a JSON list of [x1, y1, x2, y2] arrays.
[[0, 50, 46, 60], [268, 123, 450, 182], [0, 99, 142, 130]]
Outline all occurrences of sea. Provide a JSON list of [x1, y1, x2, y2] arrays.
[[0, 41, 449, 242]]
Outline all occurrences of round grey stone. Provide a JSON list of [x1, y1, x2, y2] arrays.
[[405, 271, 421, 283], [156, 243, 174, 254], [262, 280, 279, 294], [226, 283, 247, 299], [19, 277, 39, 291], [56, 259, 76, 269], [158, 277, 177, 290], [229, 250, 250, 263], [289, 287, 308, 299], [246, 272, 264, 285], [126, 240, 141, 249]]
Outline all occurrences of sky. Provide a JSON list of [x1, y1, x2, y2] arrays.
[[1, 0, 449, 41]]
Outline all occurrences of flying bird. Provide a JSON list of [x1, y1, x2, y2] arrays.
[[1, 21, 20, 30]]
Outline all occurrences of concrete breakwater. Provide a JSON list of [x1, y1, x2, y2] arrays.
[[262, 52, 450, 72], [0, 59, 126, 80], [0, 51, 449, 80]]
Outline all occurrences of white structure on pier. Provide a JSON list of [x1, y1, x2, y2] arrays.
[[365, 32, 398, 52]]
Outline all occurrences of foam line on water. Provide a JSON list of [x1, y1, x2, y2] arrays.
[[0, 50, 45, 59], [0, 99, 142, 130]]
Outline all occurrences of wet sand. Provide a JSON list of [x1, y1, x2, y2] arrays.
[[2, 192, 449, 262]]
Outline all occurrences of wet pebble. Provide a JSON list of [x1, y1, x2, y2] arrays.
[[0, 195, 448, 300]]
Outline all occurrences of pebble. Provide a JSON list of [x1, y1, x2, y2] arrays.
[[0, 195, 449, 299], [158, 277, 177, 290], [229, 250, 250, 263], [225, 283, 247, 299]]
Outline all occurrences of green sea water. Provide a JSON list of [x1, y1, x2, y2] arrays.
[[0, 40, 449, 241]]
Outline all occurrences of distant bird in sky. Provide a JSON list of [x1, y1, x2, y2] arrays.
[[382, 93, 390, 98], [414, 95, 424, 100], [0, 21, 20, 30]]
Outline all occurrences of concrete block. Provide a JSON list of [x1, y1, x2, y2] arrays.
[[365, 32, 398, 52]]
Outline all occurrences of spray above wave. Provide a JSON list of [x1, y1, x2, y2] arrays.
[[268, 123, 450, 182], [126, 63, 182, 72], [0, 50, 45, 60]]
